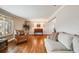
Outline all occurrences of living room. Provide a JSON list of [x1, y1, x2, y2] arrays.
[[0, 5, 79, 53]]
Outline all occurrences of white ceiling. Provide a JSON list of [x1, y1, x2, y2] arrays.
[[0, 5, 60, 21]]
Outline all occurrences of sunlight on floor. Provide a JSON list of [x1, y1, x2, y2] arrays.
[[32, 39, 37, 46], [40, 39, 43, 45]]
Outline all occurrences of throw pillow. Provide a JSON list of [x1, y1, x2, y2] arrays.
[[48, 32, 59, 41], [58, 32, 73, 50]]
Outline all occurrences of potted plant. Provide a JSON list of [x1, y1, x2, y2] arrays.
[[23, 21, 31, 35]]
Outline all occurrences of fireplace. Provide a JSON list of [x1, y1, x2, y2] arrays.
[[34, 28, 43, 35]]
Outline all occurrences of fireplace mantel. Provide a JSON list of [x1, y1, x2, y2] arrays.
[[34, 28, 43, 35]]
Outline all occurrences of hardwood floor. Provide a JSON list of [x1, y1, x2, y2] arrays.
[[7, 35, 47, 53]]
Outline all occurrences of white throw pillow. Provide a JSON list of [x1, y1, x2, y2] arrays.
[[58, 32, 73, 50], [73, 36, 79, 53], [47, 32, 59, 41]]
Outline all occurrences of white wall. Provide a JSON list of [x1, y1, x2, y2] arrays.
[[55, 6, 79, 34], [13, 17, 25, 30], [44, 6, 79, 35], [44, 18, 56, 34]]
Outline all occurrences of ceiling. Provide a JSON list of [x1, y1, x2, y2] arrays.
[[0, 5, 60, 21]]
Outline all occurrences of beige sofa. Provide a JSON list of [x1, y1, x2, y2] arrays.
[[44, 32, 79, 53]]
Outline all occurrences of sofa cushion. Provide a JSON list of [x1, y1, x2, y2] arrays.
[[58, 32, 73, 50], [44, 39, 68, 52], [73, 36, 79, 53], [47, 32, 59, 41]]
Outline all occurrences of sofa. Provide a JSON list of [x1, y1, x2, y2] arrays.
[[44, 32, 79, 53]]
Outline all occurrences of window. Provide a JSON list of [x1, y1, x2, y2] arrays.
[[0, 14, 14, 36]]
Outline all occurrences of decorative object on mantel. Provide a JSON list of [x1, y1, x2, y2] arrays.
[[23, 21, 31, 35], [37, 24, 41, 27]]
